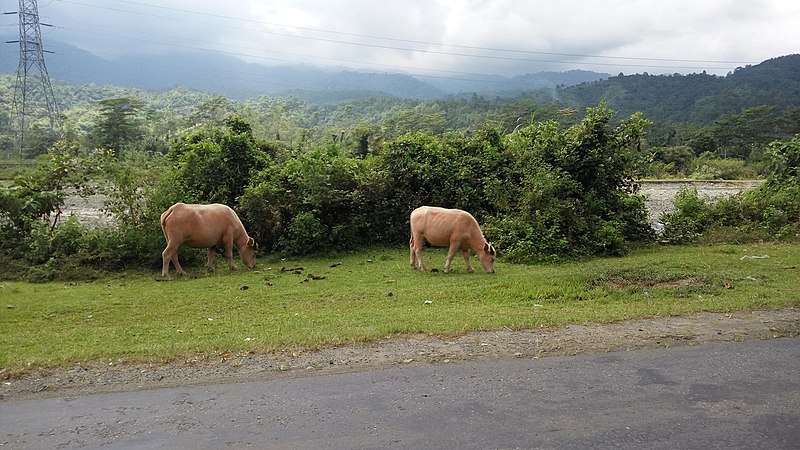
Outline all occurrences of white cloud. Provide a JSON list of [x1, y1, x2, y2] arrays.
[[16, 0, 800, 76]]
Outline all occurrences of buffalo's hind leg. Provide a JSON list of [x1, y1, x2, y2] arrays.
[[161, 249, 172, 279], [162, 241, 186, 279], [172, 254, 187, 276], [410, 235, 426, 271], [409, 237, 420, 269], [409, 237, 415, 267]]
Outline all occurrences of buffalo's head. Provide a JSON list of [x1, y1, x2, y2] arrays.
[[478, 242, 496, 273], [241, 236, 258, 269]]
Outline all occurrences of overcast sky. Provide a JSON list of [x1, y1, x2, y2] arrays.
[[7, 0, 800, 78]]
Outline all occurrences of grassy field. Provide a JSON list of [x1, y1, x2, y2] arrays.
[[1, 242, 798, 375]]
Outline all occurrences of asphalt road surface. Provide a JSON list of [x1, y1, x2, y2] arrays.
[[2, 337, 798, 449]]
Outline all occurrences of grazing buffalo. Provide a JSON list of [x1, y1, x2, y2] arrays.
[[409, 206, 496, 273], [160, 203, 257, 279]]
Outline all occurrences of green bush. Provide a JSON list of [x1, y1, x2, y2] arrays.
[[16, 112, 796, 279], [492, 104, 654, 261], [689, 152, 758, 179], [279, 211, 327, 255], [160, 116, 270, 209], [661, 135, 800, 243], [660, 188, 708, 243], [241, 144, 386, 255], [648, 145, 694, 177]]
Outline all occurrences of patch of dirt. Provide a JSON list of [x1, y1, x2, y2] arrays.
[[597, 276, 704, 289], [2, 308, 797, 402]]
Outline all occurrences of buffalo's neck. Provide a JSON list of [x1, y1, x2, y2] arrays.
[[233, 231, 250, 249], [468, 234, 487, 253]]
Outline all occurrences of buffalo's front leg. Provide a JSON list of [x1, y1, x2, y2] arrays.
[[461, 249, 474, 273], [444, 244, 459, 273], [224, 244, 237, 270]]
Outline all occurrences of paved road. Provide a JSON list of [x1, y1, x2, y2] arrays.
[[2, 337, 798, 449]]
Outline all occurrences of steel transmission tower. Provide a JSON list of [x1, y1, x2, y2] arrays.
[[7, 0, 60, 154]]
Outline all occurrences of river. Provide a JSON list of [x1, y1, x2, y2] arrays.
[[61, 180, 764, 231]]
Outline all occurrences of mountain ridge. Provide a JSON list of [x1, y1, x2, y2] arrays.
[[559, 54, 800, 123], [0, 35, 610, 100]]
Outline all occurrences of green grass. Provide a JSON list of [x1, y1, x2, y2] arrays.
[[1, 243, 799, 374]]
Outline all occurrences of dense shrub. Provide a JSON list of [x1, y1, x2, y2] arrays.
[[0, 139, 172, 280], [377, 127, 506, 241], [6, 111, 794, 280], [689, 152, 761, 179], [647, 145, 694, 177], [661, 135, 800, 243], [158, 116, 271, 210], [490, 105, 654, 261], [240, 144, 386, 255], [240, 107, 654, 260]]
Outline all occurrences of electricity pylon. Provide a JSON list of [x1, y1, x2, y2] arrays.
[[6, 0, 60, 155]]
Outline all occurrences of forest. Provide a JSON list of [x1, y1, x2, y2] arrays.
[[1, 54, 799, 281]]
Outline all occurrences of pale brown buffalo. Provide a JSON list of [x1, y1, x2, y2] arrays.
[[160, 203, 257, 279], [409, 206, 496, 273]]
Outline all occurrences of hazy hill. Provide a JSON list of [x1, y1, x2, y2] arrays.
[[559, 54, 800, 123], [422, 69, 611, 97], [0, 35, 608, 100], [4, 34, 797, 125]]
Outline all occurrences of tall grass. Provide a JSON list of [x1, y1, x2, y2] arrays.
[[1, 243, 798, 374]]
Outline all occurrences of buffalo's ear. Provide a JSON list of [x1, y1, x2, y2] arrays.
[[484, 242, 496, 256], [247, 237, 256, 247]]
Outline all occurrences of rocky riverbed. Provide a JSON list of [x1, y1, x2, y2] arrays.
[[638, 180, 763, 232]]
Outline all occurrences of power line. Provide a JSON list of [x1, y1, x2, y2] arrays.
[[58, 25, 731, 71], [50, 21, 738, 91], [48, 12, 740, 80], [53, 0, 759, 68], [105, 0, 755, 65]]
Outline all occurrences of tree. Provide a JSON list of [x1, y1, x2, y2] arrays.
[[188, 96, 236, 127], [94, 98, 145, 156]]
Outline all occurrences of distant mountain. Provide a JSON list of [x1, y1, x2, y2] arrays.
[[424, 70, 611, 97], [559, 54, 800, 123], [7, 35, 796, 124], [0, 35, 609, 100]]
